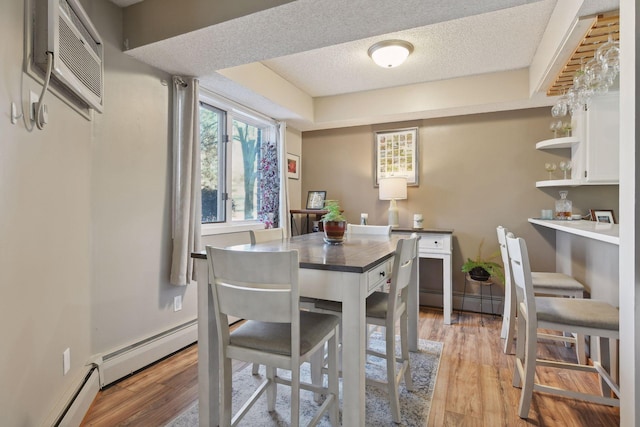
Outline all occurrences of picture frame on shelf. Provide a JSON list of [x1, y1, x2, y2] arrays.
[[287, 153, 300, 180], [306, 191, 326, 210], [590, 209, 616, 224], [374, 127, 419, 186]]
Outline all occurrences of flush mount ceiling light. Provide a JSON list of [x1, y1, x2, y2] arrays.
[[368, 40, 414, 68]]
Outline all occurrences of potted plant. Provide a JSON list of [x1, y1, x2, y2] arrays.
[[321, 200, 347, 244], [461, 239, 505, 283]]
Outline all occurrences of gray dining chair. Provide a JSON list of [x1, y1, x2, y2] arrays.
[[206, 246, 340, 427]]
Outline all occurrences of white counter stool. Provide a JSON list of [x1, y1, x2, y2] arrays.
[[505, 233, 619, 419], [497, 226, 586, 362], [206, 246, 340, 427]]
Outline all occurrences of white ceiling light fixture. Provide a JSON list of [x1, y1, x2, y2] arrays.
[[368, 40, 414, 68]]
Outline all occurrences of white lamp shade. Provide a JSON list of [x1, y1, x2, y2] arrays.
[[368, 40, 414, 68], [379, 177, 408, 200]]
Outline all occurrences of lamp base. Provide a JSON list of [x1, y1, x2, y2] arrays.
[[388, 199, 399, 228]]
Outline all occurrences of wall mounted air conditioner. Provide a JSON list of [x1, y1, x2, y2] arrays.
[[34, 0, 104, 112]]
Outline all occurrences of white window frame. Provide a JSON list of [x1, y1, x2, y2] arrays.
[[199, 89, 277, 236]]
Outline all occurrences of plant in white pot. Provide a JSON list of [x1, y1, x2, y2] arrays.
[[321, 200, 346, 244]]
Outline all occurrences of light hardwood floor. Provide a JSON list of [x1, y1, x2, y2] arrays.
[[80, 308, 620, 426]]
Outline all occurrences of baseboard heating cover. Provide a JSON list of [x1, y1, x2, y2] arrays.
[[98, 319, 198, 387], [51, 366, 100, 427]]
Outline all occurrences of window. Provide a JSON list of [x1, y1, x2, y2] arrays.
[[199, 91, 278, 225]]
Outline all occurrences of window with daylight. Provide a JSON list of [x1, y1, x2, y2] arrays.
[[199, 91, 279, 226]]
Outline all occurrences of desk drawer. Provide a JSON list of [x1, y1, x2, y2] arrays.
[[367, 259, 392, 292], [419, 234, 452, 254]]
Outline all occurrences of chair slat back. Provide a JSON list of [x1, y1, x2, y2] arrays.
[[206, 246, 298, 323], [496, 226, 513, 292], [387, 236, 418, 317], [250, 227, 285, 245], [505, 233, 536, 314], [347, 224, 392, 236]]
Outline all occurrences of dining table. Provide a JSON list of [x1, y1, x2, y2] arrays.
[[192, 231, 419, 426]]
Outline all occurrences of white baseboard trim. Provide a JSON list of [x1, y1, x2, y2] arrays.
[[45, 319, 199, 426], [420, 289, 504, 315], [98, 319, 198, 387], [42, 365, 99, 427], [58, 367, 101, 426]]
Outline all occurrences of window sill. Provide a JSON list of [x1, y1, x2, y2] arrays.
[[201, 221, 264, 236]]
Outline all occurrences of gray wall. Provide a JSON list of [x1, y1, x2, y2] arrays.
[[301, 109, 619, 304], [0, 1, 197, 424]]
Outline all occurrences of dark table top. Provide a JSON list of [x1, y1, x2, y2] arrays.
[[193, 232, 401, 273]]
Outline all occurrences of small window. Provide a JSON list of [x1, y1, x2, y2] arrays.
[[199, 91, 277, 226]]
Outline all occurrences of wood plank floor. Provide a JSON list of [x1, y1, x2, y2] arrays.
[[80, 308, 620, 426]]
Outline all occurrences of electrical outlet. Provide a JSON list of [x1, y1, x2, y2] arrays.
[[63, 348, 71, 375], [174, 295, 182, 312]]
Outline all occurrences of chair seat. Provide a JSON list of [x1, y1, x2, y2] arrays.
[[232, 311, 340, 356], [365, 292, 389, 319], [531, 272, 585, 292], [536, 297, 619, 331], [313, 292, 390, 319], [313, 299, 341, 312]]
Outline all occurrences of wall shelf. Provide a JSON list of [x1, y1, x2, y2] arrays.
[[535, 179, 581, 187], [535, 136, 579, 150]]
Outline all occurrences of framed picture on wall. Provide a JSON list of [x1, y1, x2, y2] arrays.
[[590, 209, 616, 224], [287, 153, 300, 179], [306, 191, 326, 210], [374, 127, 419, 186]]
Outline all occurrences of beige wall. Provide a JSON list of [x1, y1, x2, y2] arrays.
[[286, 127, 302, 210], [0, 0, 195, 424], [301, 108, 619, 303]]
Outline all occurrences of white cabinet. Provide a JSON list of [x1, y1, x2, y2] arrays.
[[536, 92, 619, 187]]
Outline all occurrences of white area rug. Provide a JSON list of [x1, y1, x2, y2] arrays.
[[166, 334, 442, 426]]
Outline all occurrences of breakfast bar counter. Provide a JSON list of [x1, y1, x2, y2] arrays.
[[528, 219, 619, 305], [528, 218, 619, 245]]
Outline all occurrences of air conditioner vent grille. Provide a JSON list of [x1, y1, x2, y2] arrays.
[[61, 0, 101, 57], [59, 16, 102, 98]]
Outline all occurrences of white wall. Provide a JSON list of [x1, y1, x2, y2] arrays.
[[0, 0, 198, 424], [0, 1, 93, 424]]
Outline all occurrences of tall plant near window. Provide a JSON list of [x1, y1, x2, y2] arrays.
[[257, 138, 279, 228]]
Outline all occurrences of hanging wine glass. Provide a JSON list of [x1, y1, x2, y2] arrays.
[[551, 92, 568, 118], [596, 25, 619, 64], [596, 24, 620, 78]]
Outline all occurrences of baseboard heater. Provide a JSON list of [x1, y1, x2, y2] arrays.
[[46, 319, 198, 426], [98, 319, 198, 387]]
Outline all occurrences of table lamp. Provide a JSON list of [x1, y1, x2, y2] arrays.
[[378, 177, 407, 228]]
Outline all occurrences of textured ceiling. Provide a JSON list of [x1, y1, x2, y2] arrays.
[[116, 0, 619, 130], [262, 2, 555, 98]]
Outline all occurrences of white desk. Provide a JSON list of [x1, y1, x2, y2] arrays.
[[193, 232, 418, 426], [392, 228, 454, 324]]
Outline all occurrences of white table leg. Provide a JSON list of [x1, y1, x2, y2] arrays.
[[196, 259, 219, 427], [442, 254, 452, 325], [340, 274, 367, 427]]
